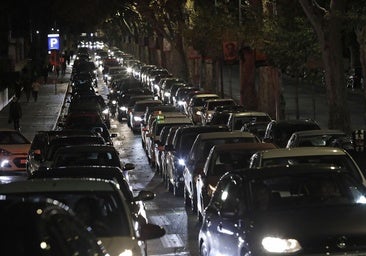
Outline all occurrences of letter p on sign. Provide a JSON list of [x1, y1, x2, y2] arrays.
[[48, 34, 60, 50]]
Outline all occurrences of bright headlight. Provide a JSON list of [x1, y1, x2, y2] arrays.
[[262, 237, 302, 253], [111, 100, 117, 104], [120, 106, 127, 111], [102, 109, 109, 114], [126, 67, 132, 73], [134, 116, 142, 122], [0, 159, 10, 168], [118, 249, 133, 256], [178, 159, 185, 166]]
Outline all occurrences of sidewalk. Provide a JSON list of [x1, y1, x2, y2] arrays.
[[0, 74, 69, 141]]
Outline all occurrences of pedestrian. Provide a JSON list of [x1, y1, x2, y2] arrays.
[[42, 64, 49, 84], [8, 96, 22, 131], [31, 79, 41, 102]]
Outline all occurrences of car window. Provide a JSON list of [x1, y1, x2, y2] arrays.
[[248, 172, 366, 210]]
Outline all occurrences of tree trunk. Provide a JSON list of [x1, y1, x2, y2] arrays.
[[240, 47, 257, 109], [299, 0, 350, 132], [355, 27, 366, 125]]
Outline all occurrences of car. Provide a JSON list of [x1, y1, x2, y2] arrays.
[[0, 178, 166, 256], [186, 93, 220, 124], [262, 119, 321, 148], [286, 129, 350, 148], [183, 131, 261, 212], [208, 104, 247, 126], [43, 144, 133, 182], [30, 165, 154, 226], [27, 134, 106, 175], [145, 115, 193, 166], [226, 111, 272, 131], [249, 146, 366, 186], [196, 142, 277, 221], [0, 129, 31, 172], [0, 197, 108, 255], [200, 98, 237, 125], [199, 164, 366, 256], [164, 125, 229, 197], [129, 99, 163, 132]]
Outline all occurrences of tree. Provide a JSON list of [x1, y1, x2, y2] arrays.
[[298, 0, 350, 131]]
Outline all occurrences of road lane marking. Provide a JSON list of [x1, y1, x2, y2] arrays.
[[160, 234, 184, 248]]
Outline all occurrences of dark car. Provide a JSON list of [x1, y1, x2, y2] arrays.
[[262, 119, 321, 148], [199, 164, 366, 256], [196, 142, 277, 222], [0, 198, 108, 255], [164, 125, 229, 197], [183, 131, 260, 212]]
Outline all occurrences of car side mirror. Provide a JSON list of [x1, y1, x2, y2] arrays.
[[123, 163, 135, 171], [134, 190, 156, 201]]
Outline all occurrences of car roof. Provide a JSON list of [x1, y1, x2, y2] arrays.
[[257, 147, 347, 158], [211, 142, 277, 152], [0, 178, 118, 193], [53, 144, 117, 152], [176, 125, 229, 133], [229, 164, 349, 179], [196, 131, 257, 140], [291, 129, 346, 136], [231, 111, 270, 117]]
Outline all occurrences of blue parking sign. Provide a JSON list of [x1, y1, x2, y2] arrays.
[[48, 34, 60, 50]]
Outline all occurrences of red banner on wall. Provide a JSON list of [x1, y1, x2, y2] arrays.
[[223, 41, 238, 63]]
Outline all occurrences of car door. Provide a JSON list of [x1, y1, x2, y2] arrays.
[[205, 175, 246, 256]]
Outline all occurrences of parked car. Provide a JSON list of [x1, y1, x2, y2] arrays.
[[249, 146, 366, 186], [199, 164, 366, 256], [0, 197, 108, 255], [0, 178, 166, 256], [262, 119, 321, 148], [286, 129, 350, 148], [196, 142, 277, 221], [0, 129, 31, 173], [183, 131, 260, 212]]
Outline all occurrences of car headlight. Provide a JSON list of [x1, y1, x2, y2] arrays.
[[111, 100, 117, 105], [102, 108, 109, 114], [126, 67, 132, 73], [120, 106, 127, 111], [0, 159, 11, 168], [118, 249, 133, 256], [262, 237, 302, 253], [178, 158, 185, 166]]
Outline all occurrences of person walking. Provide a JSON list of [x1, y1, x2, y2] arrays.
[[8, 96, 22, 131], [31, 79, 41, 102]]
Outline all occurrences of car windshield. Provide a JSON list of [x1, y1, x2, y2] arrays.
[[262, 155, 362, 182], [3, 193, 131, 237], [250, 172, 366, 210], [53, 150, 120, 167]]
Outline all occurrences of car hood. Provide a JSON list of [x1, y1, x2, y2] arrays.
[[250, 205, 366, 250], [99, 236, 144, 256], [0, 144, 30, 154]]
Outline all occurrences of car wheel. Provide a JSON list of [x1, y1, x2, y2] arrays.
[[184, 185, 191, 207], [200, 241, 209, 256]]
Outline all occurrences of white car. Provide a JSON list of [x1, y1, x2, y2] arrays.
[[249, 147, 366, 186], [0, 178, 165, 256]]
